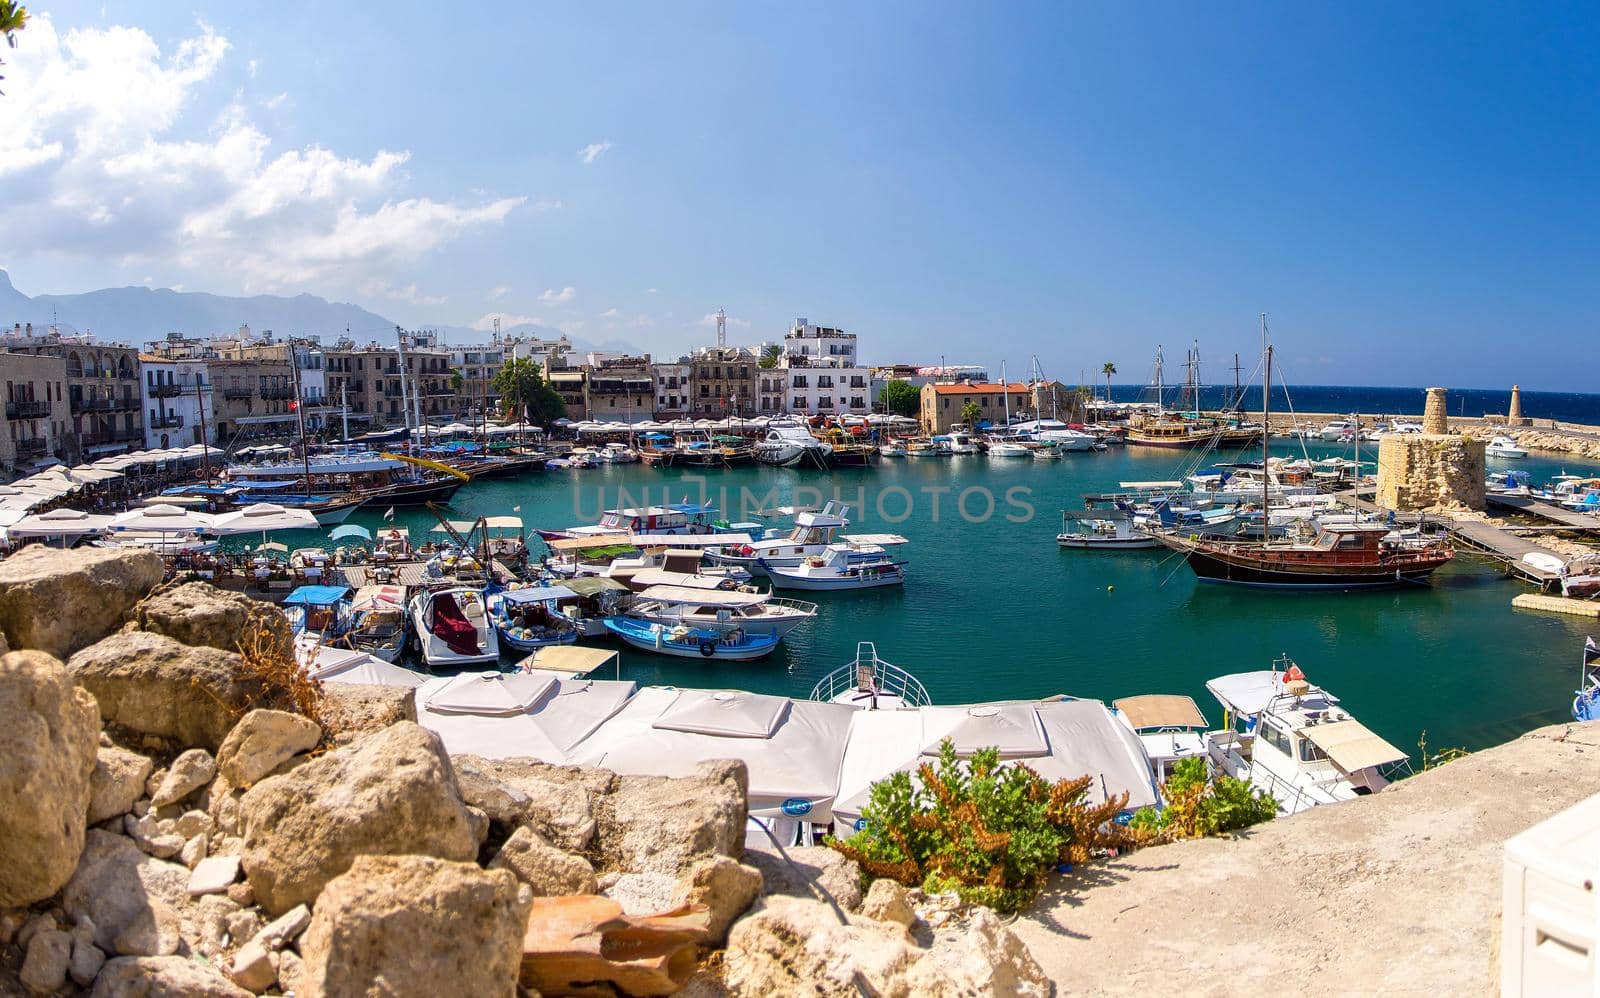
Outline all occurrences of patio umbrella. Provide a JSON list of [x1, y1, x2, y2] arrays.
[[210, 503, 320, 535], [9, 507, 114, 539], [329, 524, 373, 543], [111, 504, 216, 532]]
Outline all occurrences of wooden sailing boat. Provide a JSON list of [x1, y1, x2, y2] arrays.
[[1158, 316, 1454, 588]]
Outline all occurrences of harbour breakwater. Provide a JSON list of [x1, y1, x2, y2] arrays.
[[0, 548, 1050, 996]]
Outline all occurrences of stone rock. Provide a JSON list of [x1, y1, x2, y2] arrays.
[[319, 682, 417, 744], [239, 722, 480, 914], [225, 911, 263, 950], [226, 940, 276, 993], [673, 856, 763, 944], [124, 814, 184, 860], [175, 810, 214, 840], [61, 829, 190, 956], [299, 855, 529, 998], [276, 949, 304, 995], [452, 754, 611, 853], [180, 833, 208, 868], [20, 927, 72, 994], [595, 759, 747, 875], [605, 872, 681, 917], [68, 632, 261, 751], [744, 845, 863, 912], [489, 825, 598, 896], [861, 878, 917, 928], [88, 746, 155, 825], [193, 895, 240, 957], [251, 904, 309, 951], [91, 956, 251, 997], [111, 898, 180, 957], [225, 882, 254, 908], [17, 911, 57, 949], [0, 546, 162, 658], [188, 855, 242, 897], [0, 651, 100, 907], [216, 709, 321, 787], [520, 894, 708, 997], [129, 583, 291, 659], [150, 748, 216, 808], [901, 906, 1051, 996], [69, 938, 106, 988], [207, 772, 245, 838]]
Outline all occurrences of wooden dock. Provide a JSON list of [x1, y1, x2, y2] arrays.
[[1335, 495, 1567, 587], [1511, 593, 1600, 618], [1485, 494, 1600, 533], [335, 558, 518, 590]]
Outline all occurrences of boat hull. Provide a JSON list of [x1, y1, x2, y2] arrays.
[[763, 564, 906, 591], [602, 618, 779, 660], [360, 478, 464, 508], [1057, 534, 1160, 549], [1169, 542, 1448, 588]]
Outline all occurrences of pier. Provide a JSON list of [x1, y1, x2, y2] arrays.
[[1336, 493, 1568, 587], [1485, 493, 1600, 533]]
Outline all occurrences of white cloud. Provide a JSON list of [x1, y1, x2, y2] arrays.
[[487, 285, 510, 300], [471, 311, 539, 331], [700, 311, 751, 329], [0, 16, 524, 292], [263, 91, 288, 110], [600, 307, 620, 319], [578, 141, 611, 165], [646, 287, 658, 294], [364, 279, 446, 306], [246, 58, 257, 78], [539, 286, 576, 304]]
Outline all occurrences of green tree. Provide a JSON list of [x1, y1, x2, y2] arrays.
[[758, 344, 783, 369], [879, 379, 919, 417], [1101, 362, 1116, 403], [959, 399, 982, 429], [492, 357, 565, 426], [0, 1, 29, 95], [449, 367, 465, 393]]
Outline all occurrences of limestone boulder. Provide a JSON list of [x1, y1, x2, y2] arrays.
[[595, 759, 747, 875], [239, 721, 480, 914], [861, 878, 917, 928], [88, 745, 154, 825], [0, 651, 100, 907], [129, 582, 291, 659], [0, 546, 162, 658], [149, 748, 215, 808], [520, 895, 708, 997], [452, 754, 613, 853], [20, 927, 72, 994], [216, 709, 320, 787], [672, 855, 763, 944], [298, 855, 529, 998], [901, 906, 1051, 997], [91, 956, 251, 997], [68, 631, 260, 751], [745, 845, 863, 912], [61, 829, 191, 956], [489, 825, 598, 896], [319, 681, 418, 743]]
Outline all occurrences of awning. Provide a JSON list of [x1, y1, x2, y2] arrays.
[[636, 585, 768, 608], [283, 585, 352, 606], [484, 516, 523, 530], [1302, 720, 1408, 773], [519, 646, 619, 678], [547, 533, 634, 552], [1112, 695, 1208, 731], [563, 577, 630, 597], [501, 586, 579, 605]]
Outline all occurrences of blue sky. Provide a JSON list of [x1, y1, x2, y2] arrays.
[[1, 2, 1596, 389]]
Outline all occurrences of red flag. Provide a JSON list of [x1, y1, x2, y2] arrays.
[[288, 400, 299, 411]]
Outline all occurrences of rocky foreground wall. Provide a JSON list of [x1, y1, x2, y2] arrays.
[[0, 550, 1050, 997]]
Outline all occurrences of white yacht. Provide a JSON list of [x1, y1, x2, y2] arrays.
[[624, 584, 819, 637], [1203, 660, 1410, 815], [1317, 419, 1356, 441], [1112, 694, 1210, 784], [544, 502, 719, 540], [1486, 435, 1528, 459], [754, 423, 831, 467], [936, 431, 981, 455], [409, 586, 500, 669], [1014, 419, 1098, 451], [763, 542, 907, 591], [987, 441, 1032, 458], [809, 642, 932, 711], [703, 502, 907, 574]]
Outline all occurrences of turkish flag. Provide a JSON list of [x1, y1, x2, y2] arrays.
[[289, 400, 299, 411]]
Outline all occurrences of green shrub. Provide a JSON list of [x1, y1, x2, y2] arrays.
[[828, 739, 1138, 914], [1128, 757, 1277, 839]]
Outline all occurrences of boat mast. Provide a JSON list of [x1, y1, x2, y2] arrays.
[[1261, 314, 1271, 526], [291, 342, 312, 498], [1001, 360, 1010, 427], [395, 331, 412, 443], [194, 372, 211, 483], [1155, 346, 1164, 411], [340, 383, 349, 445]]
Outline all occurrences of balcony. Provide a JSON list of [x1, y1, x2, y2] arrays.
[[150, 381, 206, 398], [150, 414, 184, 429], [260, 385, 296, 401], [81, 428, 142, 446], [6, 400, 50, 419], [222, 387, 254, 400], [15, 437, 46, 457], [73, 396, 135, 412]]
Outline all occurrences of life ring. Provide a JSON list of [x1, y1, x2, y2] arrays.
[[194, 469, 205, 480], [699, 640, 717, 658]]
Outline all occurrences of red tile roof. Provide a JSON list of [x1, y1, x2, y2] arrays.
[[926, 382, 1030, 395]]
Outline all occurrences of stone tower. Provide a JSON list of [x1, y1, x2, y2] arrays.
[[1509, 385, 1528, 425], [1422, 387, 1449, 435]]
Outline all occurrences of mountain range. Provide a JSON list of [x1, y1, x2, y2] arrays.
[[0, 270, 643, 357]]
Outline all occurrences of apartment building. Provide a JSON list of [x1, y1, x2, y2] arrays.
[[139, 356, 214, 449], [584, 355, 653, 423], [652, 358, 691, 418], [781, 319, 870, 415], [691, 346, 759, 416], [2, 325, 143, 459], [0, 350, 71, 470]]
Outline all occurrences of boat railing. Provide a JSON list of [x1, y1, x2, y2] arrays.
[[763, 597, 820, 616], [808, 643, 932, 708]]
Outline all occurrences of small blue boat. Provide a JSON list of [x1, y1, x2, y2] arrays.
[[282, 584, 353, 639], [487, 585, 580, 652], [1573, 637, 1600, 722], [603, 616, 781, 661]]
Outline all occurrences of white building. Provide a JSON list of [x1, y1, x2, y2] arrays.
[[781, 319, 871, 415], [653, 358, 691, 417], [139, 355, 214, 449]]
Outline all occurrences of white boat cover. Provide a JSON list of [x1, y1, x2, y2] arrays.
[[567, 686, 855, 821], [1112, 695, 1209, 731], [627, 570, 731, 591], [309, 648, 424, 689], [424, 670, 559, 716], [9, 508, 113, 537], [1205, 671, 1337, 717], [921, 703, 1049, 759], [630, 533, 753, 547], [484, 516, 524, 530], [635, 585, 768, 608], [350, 584, 406, 611], [1301, 720, 1408, 773], [653, 690, 790, 738], [418, 677, 639, 763], [519, 646, 619, 678], [838, 533, 910, 546]]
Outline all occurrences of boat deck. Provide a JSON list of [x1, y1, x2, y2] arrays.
[[1485, 493, 1600, 532], [335, 559, 519, 590]]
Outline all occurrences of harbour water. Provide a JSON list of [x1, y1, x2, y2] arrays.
[[288, 440, 1600, 757], [1105, 383, 1600, 424]]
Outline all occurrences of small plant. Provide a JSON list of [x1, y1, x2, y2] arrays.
[[1417, 729, 1469, 770], [1126, 757, 1277, 839], [829, 739, 1138, 914], [235, 618, 324, 724]]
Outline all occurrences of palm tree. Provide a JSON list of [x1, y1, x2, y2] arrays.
[[1101, 362, 1116, 404], [758, 343, 783, 370], [0, 1, 29, 95]]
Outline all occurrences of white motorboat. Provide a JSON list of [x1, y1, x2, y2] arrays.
[[704, 501, 907, 574], [1486, 435, 1528, 459], [1113, 694, 1210, 784], [809, 642, 932, 711], [878, 441, 908, 458], [624, 584, 818, 637], [987, 441, 1032, 458], [1017, 419, 1098, 451], [754, 423, 831, 467], [344, 584, 409, 662], [1486, 471, 1533, 496], [409, 586, 500, 669], [1057, 510, 1160, 549], [763, 543, 907, 591], [1318, 419, 1356, 441], [599, 442, 640, 463], [541, 502, 720, 540], [934, 431, 980, 455], [1203, 659, 1410, 815], [904, 439, 938, 457]]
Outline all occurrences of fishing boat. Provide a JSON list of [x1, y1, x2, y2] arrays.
[[282, 584, 352, 639], [1486, 435, 1529, 459], [762, 542, 907, 591], [624, 584, 818, 637], [987, 441, 1032, 459], [755, 423, 831, 467], [342, 584, 409, 662], [1572, 637, 1600, 722], [1486, 471, 1534, 496], [703, 501, 906, 574], [487, 585, 580, 652], [1203, 659, 1411, 815], [904, 439, 938, 457], [601, 616, 781, 661], [599, 442, 640, 463], [878, 440, 908, 458], [808, 642, 932, 711], [1057, 510, 1160, 549], [1112, 694, 1210, 784], [409, 586, 500, 669], [539, 502, 720, 541]]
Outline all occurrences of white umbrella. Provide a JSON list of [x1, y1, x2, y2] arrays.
[[112, 504, 216, 532], [210, 503, 320, 535], [9, 507, 114, 538], [71, 467, 126, 484], [16, 477, 76, 496]]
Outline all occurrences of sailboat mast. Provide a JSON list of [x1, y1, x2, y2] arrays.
[[1002, 360, 1010, 426], [1155, 346, 1164, 410], [1261, 314, 1271, 523], [291, 343, 311, 498]]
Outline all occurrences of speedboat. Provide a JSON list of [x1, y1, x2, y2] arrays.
[[624, 584, 818, 637], [1486, 471, 1533, 496], [704, 501, 906, 574], [1486, 435, 1528, 459], [754, 423, 831, 467], [541, 502, 720, 541], [1203, 659, 1411, 815], [904, 439, 938, 457], [1057, 510, 1159, 549], [808, 642, 932, 711], [602, 616, 781, 661], [599, 443, 640, 463], [939, 431, 980, 455], [409, 586, 500, 669], [344, 584, 409, 662], [1318, 419, 1356, 441], [878, 440, 908, 458], [1112, 694, 1210, 785], [762, 543, 907, 591], [987, 441, 1031, 458]]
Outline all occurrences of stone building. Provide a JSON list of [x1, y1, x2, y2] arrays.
[[0, 350, 71, 471], [548, 370, 587, 421], [584, 355, 654, 423], [691, 346, 759, 417], [918, 381, 1032, 435], [1, 326, 143, 460], [208, 358, 296, 443], [1376, 388, 1486, 511]]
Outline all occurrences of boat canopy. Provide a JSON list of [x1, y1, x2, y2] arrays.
[[563, 577, 631, 597], [1118, 481, 1184, 489], [282, 585, 352, 606], [310, 648, 424, 689], [548, 533, 634, 551], [484, 516, 524, 530], [838, 533, 910, 547], [350, 584, 405, 610], [1205, 670, 1338, 717], [635, 585, 768, 608], [631, 533, 753, 547], [922, 703, 1049, 758], [417, 675, 639, 763], [329, 524, 373, 542], [627, 569, 733, 590], [430, 521, 478, 535], [500, 585, 579, 605], [1301, 720, 1408, 773], [1112, 695, 1208, 731], [519, 646, 620, 679], [425, 670, 559, 716]]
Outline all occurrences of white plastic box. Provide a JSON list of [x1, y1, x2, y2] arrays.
[[1502, 790, 1600, 996]]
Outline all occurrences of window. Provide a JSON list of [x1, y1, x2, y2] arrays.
[[1259, 722, 1292, 757], [852, 396, 864, 409], [1297, 738, 1328, 763]]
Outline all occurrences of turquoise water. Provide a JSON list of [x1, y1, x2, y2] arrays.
[[288, 442, 1600, 757]]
